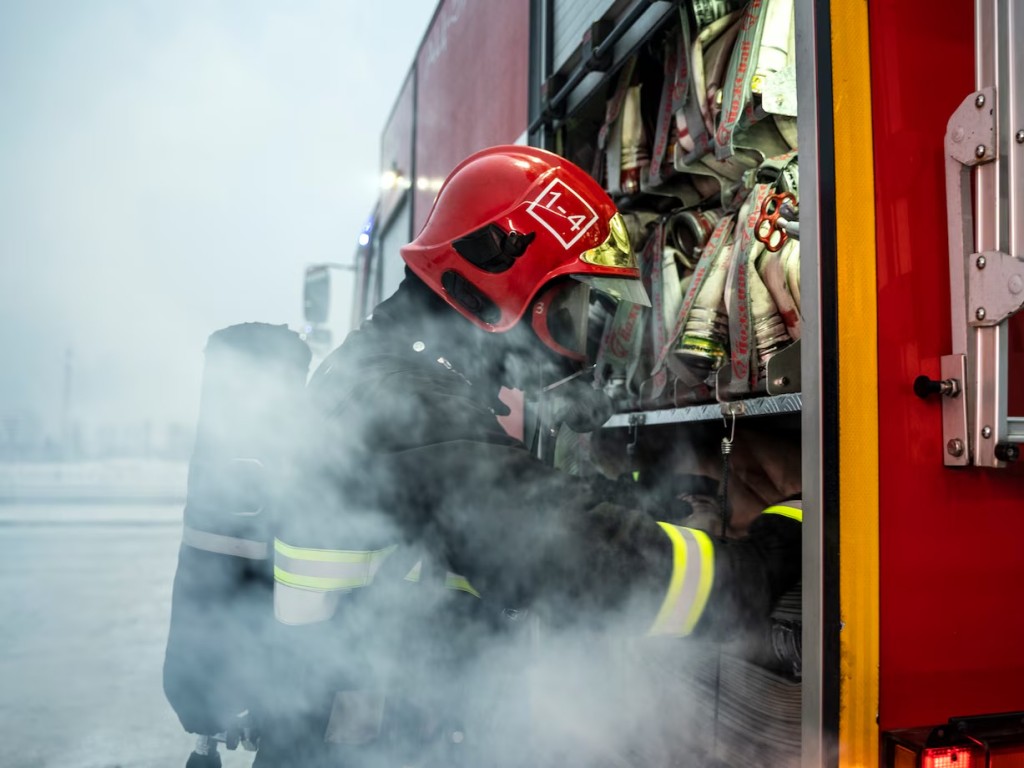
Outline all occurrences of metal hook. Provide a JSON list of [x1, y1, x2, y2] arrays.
[[718, 408, 737, 537], [626, 414, 643, 456], [721, 406, 737, 451]]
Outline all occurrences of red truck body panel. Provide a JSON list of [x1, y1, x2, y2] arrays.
[[870, 0, 1024, 731], [412, 0, 530, 235], [380, 73, 415, 229]]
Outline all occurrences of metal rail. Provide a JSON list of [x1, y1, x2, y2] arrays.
[[939, 0, 1024, 467], [528, 0, 678, 134]]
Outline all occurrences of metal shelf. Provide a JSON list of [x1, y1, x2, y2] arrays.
[[602, 393, 803, 429], [530, 0, 679, 135]]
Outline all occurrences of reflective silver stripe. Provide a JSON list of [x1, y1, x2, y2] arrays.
[[648, 524, 715, 637], [273, 539, 396, 591], [403, 561, 479, 596], [273, 540, 397, 625], [275, 551, 380, 584], [274, 581, 343, 625], [182, 525, 268, 560]]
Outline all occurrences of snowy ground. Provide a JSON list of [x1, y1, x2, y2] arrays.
[[0, 503, 253, 768]]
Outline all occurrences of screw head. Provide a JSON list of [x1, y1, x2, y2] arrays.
[[975, 92, 986, 108], [412, 341, 425, 352], [982, 426, 993, 439], [1017, 129, 1024, 144], [976, 307, 987, 320], [976, 254, 987, 269], [947, 438, 965, 457], [975, 144, 987, 158]]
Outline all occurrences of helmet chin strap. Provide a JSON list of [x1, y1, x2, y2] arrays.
[[541, 364, 596, 393]]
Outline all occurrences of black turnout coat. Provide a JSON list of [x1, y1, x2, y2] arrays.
[[257, 274, 799, 766]]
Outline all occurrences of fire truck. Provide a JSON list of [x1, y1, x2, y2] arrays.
[[302, 0, 1024, 765]]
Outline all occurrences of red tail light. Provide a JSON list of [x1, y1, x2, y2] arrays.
[[923, 746, 981, 768], [885, 713, 1024, 768]]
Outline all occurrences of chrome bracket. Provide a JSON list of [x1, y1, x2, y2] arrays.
[[941, 354, 970, 467], [967, 249, 1024, 326]]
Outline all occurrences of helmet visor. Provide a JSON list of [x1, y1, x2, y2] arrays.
[[540, 280, 591, 361], [572, 274, 651, 307]]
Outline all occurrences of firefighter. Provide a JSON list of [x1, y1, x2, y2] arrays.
[[257, 145, 802, 767]]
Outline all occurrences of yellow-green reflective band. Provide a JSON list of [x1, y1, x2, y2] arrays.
[[401, 562, 479, 597], [763, 502, 803, 523], [274, 540, 396, 593], [274, 566, 363, 592], [648, 523, 715, 637], [444, 572, 481, 598]]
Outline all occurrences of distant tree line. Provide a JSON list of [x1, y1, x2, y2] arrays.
[[0, 411, 194, 462]]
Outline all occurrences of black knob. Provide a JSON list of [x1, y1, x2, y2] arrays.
[[995, 443, 1020, 463], [914, 375, 960, 399]]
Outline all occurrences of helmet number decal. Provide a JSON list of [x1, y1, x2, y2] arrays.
[[526, 179, 599, 250]]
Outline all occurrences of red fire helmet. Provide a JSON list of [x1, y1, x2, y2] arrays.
[[401, 145, 649, 357]]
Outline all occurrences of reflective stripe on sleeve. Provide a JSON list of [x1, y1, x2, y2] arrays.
[[273, 539, 396, 591], [444, 572, 481, 598], [648, 523, 715, 637], [181, 525, 268, 560], [403, 561, 479, 597], [763, 501, 803, 523]]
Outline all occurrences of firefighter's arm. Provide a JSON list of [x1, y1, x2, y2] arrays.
[[383, 441, 800, 638], [647, 502, 802, 639]]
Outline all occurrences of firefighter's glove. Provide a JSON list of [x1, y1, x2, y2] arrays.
[[746, 511, 802, 604]]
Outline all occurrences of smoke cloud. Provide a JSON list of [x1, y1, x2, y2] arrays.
[[162, 300, 802, 767]]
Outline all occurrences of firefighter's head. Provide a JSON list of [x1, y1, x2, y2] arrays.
[[400, 145, 650, 368]]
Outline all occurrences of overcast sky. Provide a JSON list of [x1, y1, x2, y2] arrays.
[[0, 1, 436, 437]]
